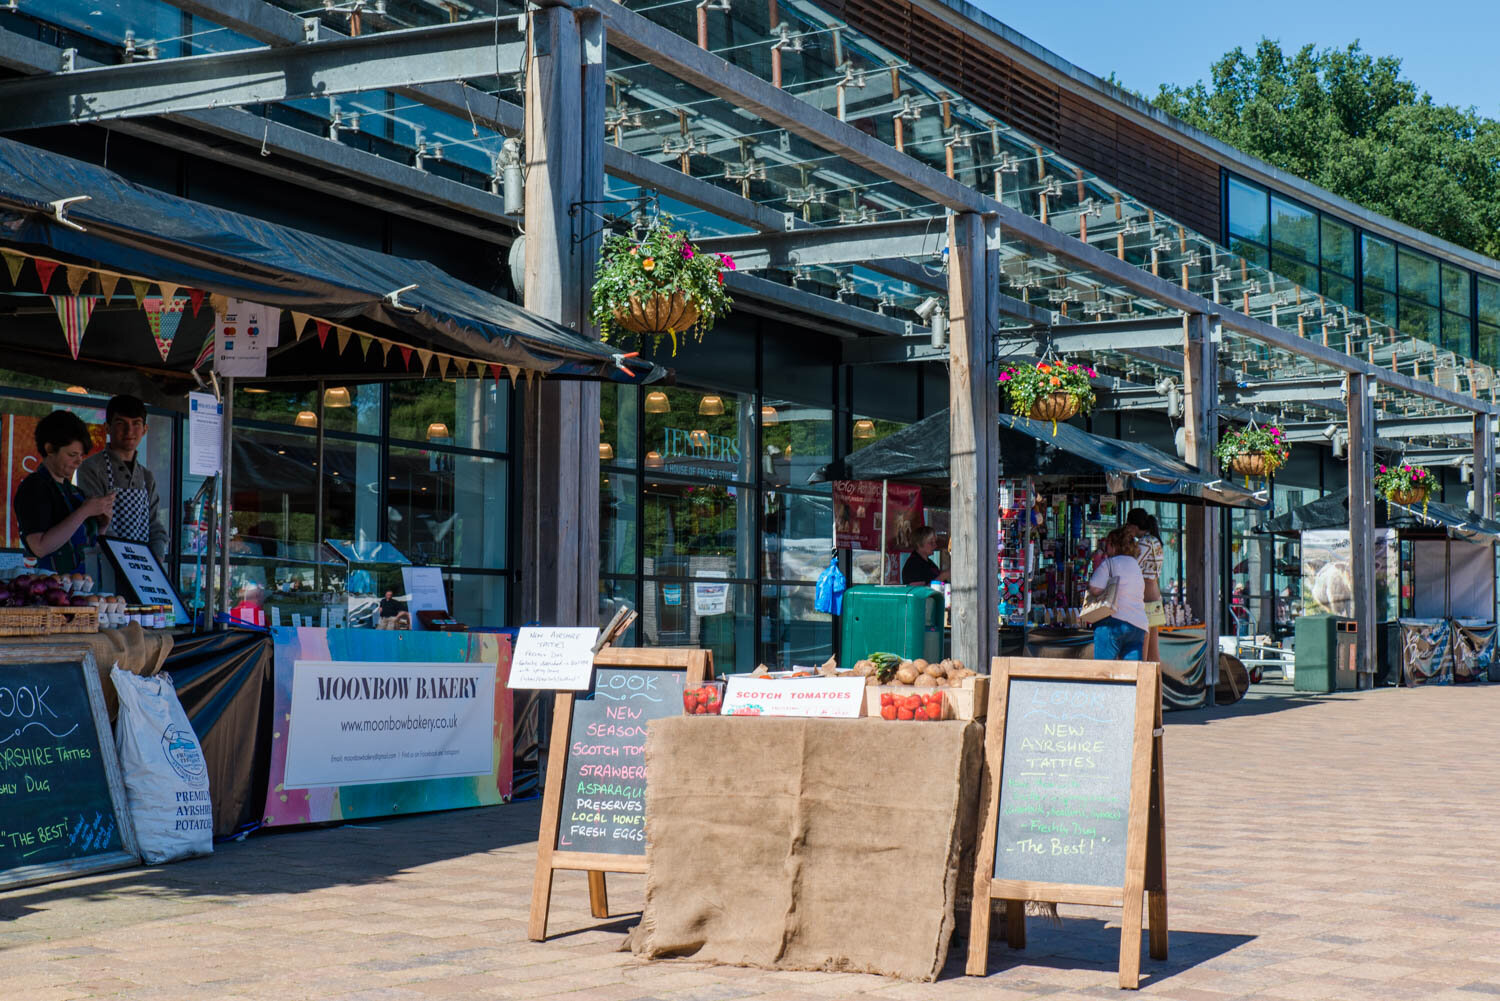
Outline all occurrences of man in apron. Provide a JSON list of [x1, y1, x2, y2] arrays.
[[78, 395, 168, 593]]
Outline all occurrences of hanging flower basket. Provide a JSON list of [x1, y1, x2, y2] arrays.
[[591, 214, 734, 353], [999, 358, 1097, 434], [1387, 486, 1430, 506], [1375, 463, 1432, 514], [1214, 423, 1290, 481]]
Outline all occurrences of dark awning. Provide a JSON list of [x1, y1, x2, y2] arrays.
[[0, 137, 656, 398], [809, 409, 1265, 507], [1259, 488, 1500, 541]]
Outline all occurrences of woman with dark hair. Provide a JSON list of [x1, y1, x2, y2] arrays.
[[1088, 527, 1148, 660], [1126, 508, 1166, 661], [13, 410, 114, 572]]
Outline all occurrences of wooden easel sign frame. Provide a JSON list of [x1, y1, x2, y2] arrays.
[[967, 657, 1167, 989], [528, 646, 710, 941]]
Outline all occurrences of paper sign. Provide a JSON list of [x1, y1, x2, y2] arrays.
[[101, 538, 188, 626], [214, 298, 281, 377], [400, 565, 448, 629], [722, 676, 867, 718], [508, 626, 600, 690], [694, 571, 728, 616], [187, 391, 222, 476]]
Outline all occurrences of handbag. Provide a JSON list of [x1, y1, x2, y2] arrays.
[[1080, 570, 1119, 625]]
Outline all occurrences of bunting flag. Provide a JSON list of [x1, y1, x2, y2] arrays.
[[194, 331, 215, 371], [208, 293, 230, 318], [157, 282, 179, 304], [51, 295, 98, 359], [34, 258, 59, 292], [454, 357, 471, 378], [143, 296, 187, 362], [489, 363, 503, 385], [97, 272, 122, 304], [314, 320, 331, 347], [130, 278, 151, 310], [335, 327, 351, 355], [358, 334, 373, 360], [398, 346, 412, 369], [416, 348, 433, 375], [381, 340, 394, 363], [290, 312, 312, 339], [65, 266, 90, 296], [1, 250, 23, 285], [507, 365, 521, 387], [187, 289, 205, 316], [437, 354, 451, 379]]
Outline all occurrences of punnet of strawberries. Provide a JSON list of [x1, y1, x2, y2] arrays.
[[683, 682, 724, 715], [879, 690, 946, 721]]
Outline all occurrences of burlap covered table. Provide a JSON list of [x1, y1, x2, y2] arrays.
[[0, 623, 173, 719], [630, 716, 983, 982]]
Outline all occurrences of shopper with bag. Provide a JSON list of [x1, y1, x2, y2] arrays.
[[1084, 527, 1149, 661]]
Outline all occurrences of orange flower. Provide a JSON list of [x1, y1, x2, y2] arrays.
[[1049, 376, 1061, 386], [1037, 363, 1052, 373], [642, 257, 656, 271]]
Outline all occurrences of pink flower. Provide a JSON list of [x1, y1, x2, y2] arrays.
[[1403, 465, 1410, 472], [1068, 365, 1078, 372], [1379, 465, 1387, 473], [1087, 368, 1098, 378], [682, 245, 695, 260], [719, 253, 736, 271], [998, 372, 1012, 382], [1415, 469, 1426, 478]]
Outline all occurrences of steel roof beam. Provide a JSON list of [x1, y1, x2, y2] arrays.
[[726, 272, 909, 338]]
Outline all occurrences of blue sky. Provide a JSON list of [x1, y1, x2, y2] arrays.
[[970, 0, 1500, 116]]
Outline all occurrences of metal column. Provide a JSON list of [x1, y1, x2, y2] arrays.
[[1183, 314, 1220, 702], [947, 212, 999, 675], [217, 375, 235, 628], [1346, 372, 1377, 682], [1474, 413, 1495, 520]]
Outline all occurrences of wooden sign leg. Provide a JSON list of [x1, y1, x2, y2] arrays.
[[587, 871, 610, 919], [1005, 900, 1026, 949], [1146, 702, 1169, 961], [528, 693, 577, 942]]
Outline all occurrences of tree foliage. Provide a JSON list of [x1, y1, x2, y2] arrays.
[[1153, 40, 1500, 259]]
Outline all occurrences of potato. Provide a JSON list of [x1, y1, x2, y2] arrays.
[[924, 662, 945, 678], [865, 674, 881, 687], [914, 673, 937, 688], [912, 659, 929, 673], [821, 656, 839, 671], [895, 665, 919, 685], [950, 659, 966, 673], [853, 659, 875, 677]]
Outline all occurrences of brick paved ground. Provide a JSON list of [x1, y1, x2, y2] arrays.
[[5, 683, 1500, 1000]]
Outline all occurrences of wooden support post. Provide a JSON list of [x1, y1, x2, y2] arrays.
[[1475, 414, 1495, 520], [1183, 315, 1220, 704], [947, 213, 999, 678], [521, 4, 603, 629], [1346, 372, 1377, 684]]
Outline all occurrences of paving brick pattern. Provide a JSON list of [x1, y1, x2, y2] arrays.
[[4, 684, 1500, 999]]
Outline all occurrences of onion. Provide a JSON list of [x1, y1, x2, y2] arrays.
[[28, 581, 51, 598], [0, 588, 11, 604], [69, 595, 92, 607], [46, 589, 71, 607]]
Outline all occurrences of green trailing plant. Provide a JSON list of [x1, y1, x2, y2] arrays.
[[997, 359, 1097, 422], [1213, 423, 1291, 476], [590, 216, 734, 352], [1374, 462, 1431, 499]]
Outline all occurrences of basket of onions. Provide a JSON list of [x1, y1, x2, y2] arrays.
[[0, 572, 101, 635]]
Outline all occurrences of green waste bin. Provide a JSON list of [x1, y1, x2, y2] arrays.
[[1294, 614, 1349, 693], [840, 586, 944, 666]]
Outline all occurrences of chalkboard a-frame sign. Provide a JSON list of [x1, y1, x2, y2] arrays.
[[967, 657, 1167, 990], [0, 646, 141, 890], [528, 646, 710, 942]]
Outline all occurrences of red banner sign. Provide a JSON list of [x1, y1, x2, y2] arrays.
[[833, 480, 924, 551]]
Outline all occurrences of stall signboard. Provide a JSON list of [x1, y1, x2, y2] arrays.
[[529, 647, 711, 942], [187, 392, 222, 477], [833, 480, 923, 551], [1303, 529, 1398, 619], [265, 627, 513, 826], [509, 626, 599, 690], [101, 538, 188, 625], [721, 675, 866, 718], [401, 565, 448, 629], [213, 298, 281, 378], [0, 648, 140, 890], [968, 657, 1166, 990]]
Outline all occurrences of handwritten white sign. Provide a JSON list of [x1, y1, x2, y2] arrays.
[[507, 626, 600, 690], [722, 676, 867, 718], [187, 392, 222, 477]]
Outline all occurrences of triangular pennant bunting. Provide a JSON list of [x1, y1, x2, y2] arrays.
[[416, 349, 433, 375], [489, 363, 502, 385], [358, 335, 373, 360], [34, 259, 59, 292], [506, 365, 521, 387], [398, 346, 412, 370], [130, 279, 151, 310], [314, 320, 331, 347], [143, 296, 187, 362], [1, 250, 23, 285], [157, 283, 179, 304], [291, 312, 312, 339], [188, 289, 205, 317], [65, 266, 90, 297], [454, 358, 471, 378], [97, 272, 122, 304], [380, 340, 393, 363], [194, 331, 214, 371], [208, 293, 230, 318], [335, 328, 352, 355], [437, 354, 451, 379], [51, 295, 98, 359]]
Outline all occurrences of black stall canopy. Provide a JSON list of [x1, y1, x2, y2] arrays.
[[0, 137, 657, 402], [811, 409, 1265, 508], [1259, 488, 1500, 541]]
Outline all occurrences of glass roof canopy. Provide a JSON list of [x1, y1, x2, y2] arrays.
[[12, 0, 1497, 438]]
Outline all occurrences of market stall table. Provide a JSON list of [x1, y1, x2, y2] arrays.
[[630, 715, 983, 982], [0, 623, 172, 718]]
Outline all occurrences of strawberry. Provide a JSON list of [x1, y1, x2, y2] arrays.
[[897, 708, 915, 721], [880, 692, 896, 708], [683, 695, 699, 712], [914, 707, 929, 721], [904, 695, 922, 711], [881, 704, 898, 721], [694, 704, 707, 714]]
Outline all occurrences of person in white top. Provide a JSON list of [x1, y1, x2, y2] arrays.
[[1087, 527, 1149, 661]]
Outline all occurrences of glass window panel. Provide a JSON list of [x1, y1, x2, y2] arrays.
[[760, 585, 832, 669], [762, 490, 832, 582], [1442, 310, 1473, 357], [226, 428, 319, 550], [389, 379, 509, 452], [1479, 322, 1500, 366], [599, 577, 640, 646], [1398, 246, 1440, 305], [1320, 271, 1356, 309], [1229, 238, 1268, 269], [1362, 234, 1395, 292], [1270, 196, 1317, 262], [641, 579, 754, 672], [1479, 277, 1500, 326], [852, 366, 920, 422], [320, 384, 381, 436], [641, 387, 753, 484], [1227, 177, 1269, 243], [387, 447, 508, 568], [234, 386, 318, 428], [321, 438, 381, 546], [1363, 289, 1398, 328], [0, 394, 106, 549], [1270, 253, 1316, 292], [600, 472, 637, 575], [763, 330, 836, 406], [447, 572, 507, 629], [761, 402, 832, 490], [1442, 264, 1472, 316], [600, 383, 637, 468], [641, 480, 752, 578], [1397, 300, 1440, 342], [1320, 217, 1355, 276]]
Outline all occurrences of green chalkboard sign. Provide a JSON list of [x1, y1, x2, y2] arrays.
[[0, 647, 139, 890]]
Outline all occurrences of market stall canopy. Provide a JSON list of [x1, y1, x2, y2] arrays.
[[1258, 488, 1500, 541], [0, 137, 657, 401], [810, 410, 1265, 507]]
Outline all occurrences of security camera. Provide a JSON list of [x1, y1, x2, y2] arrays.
[[913, 296, 941, 322]]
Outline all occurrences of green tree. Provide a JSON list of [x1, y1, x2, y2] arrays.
[[1153, 40, 1500, 259]]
